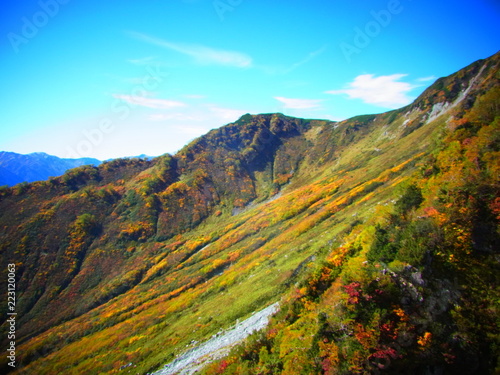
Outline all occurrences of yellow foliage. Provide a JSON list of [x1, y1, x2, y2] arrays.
[[417, 332, 432, 348], [393, 307, 408, 322], [318, 340, 340, 374], [128, 335, 144, 345]]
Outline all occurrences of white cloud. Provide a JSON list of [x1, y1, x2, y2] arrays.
[[284, 45, 328, 74], [147, 113, 201, 122], [258, 46, 327, 75], [207, 105, 247, 122], [129, 32, 252, 68], [323, 115, 347, 122], [325, 74, 415, 108], [274, 97, 323, 110], [416, 75, 437, 82], [145, 104, 247, 127], [175, 125, 211, 137], [113, 94, 186, 109]]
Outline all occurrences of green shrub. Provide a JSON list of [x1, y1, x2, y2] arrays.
[[395, 184, 423, 216], [396, 218, 441, 265], [367, 225, 398, 264]]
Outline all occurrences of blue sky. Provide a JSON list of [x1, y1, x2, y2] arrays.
[[1, 0, 499, 160]]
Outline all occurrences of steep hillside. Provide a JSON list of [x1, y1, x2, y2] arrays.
[[0, 152, 101, 187], [0, 52, 499, 374]]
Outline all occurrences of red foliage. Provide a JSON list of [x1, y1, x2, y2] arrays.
[[343, 282, 362, 304], [380, 322, 397, 340], [217, 359, 229, 373], [371, 346, 399, 359], [369, 346, 401, 370], [490, 197, 500, 221]]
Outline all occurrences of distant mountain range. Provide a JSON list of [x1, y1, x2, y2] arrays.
[[0, 152, 101, 186]]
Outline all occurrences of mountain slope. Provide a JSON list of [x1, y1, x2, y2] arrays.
[[0, 151, 101, 186], [0, 52, 499, 374]]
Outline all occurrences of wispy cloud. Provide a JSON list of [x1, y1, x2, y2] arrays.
[[325, 74, 415, 108], [416, 75, 437, 82], [274, 96, 323, 109], [260, 46, 327, 75], [129, 31, 252, 68], [207, 105, 247, 122], [284, 45, 328, 74], [146, 104, 247, 126], [175, 125, 212, 137], [148, 113, 200, 121], [113, 94, 186, 109]]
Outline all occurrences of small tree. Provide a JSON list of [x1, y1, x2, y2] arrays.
[[395, 184, 423, 217]]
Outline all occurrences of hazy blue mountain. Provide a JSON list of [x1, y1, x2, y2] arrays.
[[0, 151, 101, 186]]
